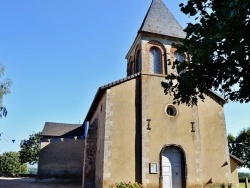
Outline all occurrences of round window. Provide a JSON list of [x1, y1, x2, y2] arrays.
[[165, 105, 177, 117]]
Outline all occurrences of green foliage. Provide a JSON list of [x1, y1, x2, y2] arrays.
[[228, 127, 250, 169], [239, 172, 250, 178], [109, 182, 142, 188], [228, 134, 235, 143], [0, 64, 12, 118], [220, 183, 226, 188], [19, 132, 41, 165], [0, 151, 28, 176], [227, 133, 236, 154], [162, 0, 250, 105], [239, 177, 250, 183], [219, 183, 233, 188]]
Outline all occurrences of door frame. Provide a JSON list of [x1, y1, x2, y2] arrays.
[[159, 144, 187, 188]]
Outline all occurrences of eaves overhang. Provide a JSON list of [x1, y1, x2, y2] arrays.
[[230, 154, 244, 165], [206, 89, 227, 106]]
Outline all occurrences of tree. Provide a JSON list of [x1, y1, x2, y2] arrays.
[[19, 132, 41, 165], [0, 151, 28, 176], [228, 127, 250, 169], [161, 0, 250, 106], [0, 64, 12, 146], [227, 133, 236, 154], [0, 64, 12, 117]]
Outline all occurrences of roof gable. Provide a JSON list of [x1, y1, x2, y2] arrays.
[[84, 73, 141, 122], [139, 0, 186, 38]]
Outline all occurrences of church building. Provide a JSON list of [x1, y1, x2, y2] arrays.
[[82, 0, 242, 187]]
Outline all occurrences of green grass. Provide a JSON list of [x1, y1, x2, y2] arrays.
[[239, 182, 250, 188]]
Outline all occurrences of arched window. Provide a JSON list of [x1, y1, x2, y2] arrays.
[[149, 47, 162, 74], [130, 61, 135, 75], [127, 64, 130, 76], [135, 51, 141, 73]]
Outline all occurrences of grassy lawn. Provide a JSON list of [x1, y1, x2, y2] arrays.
[[239, 182, 250, 188]]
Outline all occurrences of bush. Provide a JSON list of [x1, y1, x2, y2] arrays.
[[109, 182, 142, 188], [239, 177, 250, 183], [0, 152, 28, 177], [220, 183, 226, 188], [239, 172, 250, 178]]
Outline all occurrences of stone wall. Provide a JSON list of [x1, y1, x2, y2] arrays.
[[37, 138, 84, 180], [83, 117, 98, 187]]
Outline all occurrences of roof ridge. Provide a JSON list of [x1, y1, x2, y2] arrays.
[[139, 0, 186, 38], [42, 122, 83, 136], [45, 122, 81, 125]]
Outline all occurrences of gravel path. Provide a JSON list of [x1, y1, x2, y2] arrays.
[[0, 177, 81, 188]]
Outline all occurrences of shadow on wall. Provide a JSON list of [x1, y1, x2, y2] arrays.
[[37, 137, 84, 181]]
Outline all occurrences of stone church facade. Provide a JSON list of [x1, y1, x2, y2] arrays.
[[82, 0, 242, 187]]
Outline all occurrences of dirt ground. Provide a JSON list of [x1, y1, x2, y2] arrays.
[[0, 177, 82, 188]]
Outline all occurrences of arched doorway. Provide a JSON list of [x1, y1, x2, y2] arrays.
[[161, 146, 186, 188]]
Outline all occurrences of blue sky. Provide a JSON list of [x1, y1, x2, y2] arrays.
[[0, 0, 249, 171]]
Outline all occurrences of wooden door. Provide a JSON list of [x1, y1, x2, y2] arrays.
[[162, 147, 183, 188], [162, 154, 172, 188]]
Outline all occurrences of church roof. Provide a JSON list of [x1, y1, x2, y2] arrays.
[[84, 73, 226, 122], [230, 154, 244, 165], [41, 122, 83, 137], [139, 0, 186, 38], [84, 73, 141, 122]]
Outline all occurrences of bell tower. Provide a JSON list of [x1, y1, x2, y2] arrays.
[[125, 0, 186, 77]]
